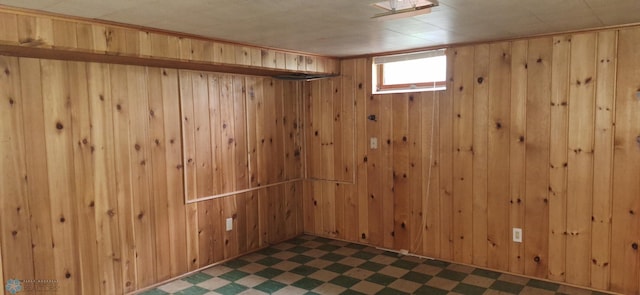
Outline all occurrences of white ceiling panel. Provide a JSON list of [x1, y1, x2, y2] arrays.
[[1, 0, 639, 56]]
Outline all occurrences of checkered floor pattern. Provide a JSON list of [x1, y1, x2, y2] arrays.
[[140, 235, 610, 295]]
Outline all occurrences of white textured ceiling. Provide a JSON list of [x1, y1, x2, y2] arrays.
[[1, 0, 639, 57]]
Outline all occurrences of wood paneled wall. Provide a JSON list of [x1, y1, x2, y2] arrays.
[[0, 7, 340, 76], [303, 27, 640, 295], [181, 71, 303, 201], [0, 56, 303, 294], [304, 77, 356, 182]]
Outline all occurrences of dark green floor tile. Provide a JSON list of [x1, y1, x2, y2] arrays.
[[219, 270, 249, 282], [182, 272, 213, 284], [490, 280, 525, 294], [317, 244, 340, 252], [288, 246, 312, 253], [305, 292, 321, 295], [352, 251, 376, 260], [329, 275, 360, 288], [365, 273, 397, 286], [452, 283, 487, 295], [424, 259, 449, 267], [324, 263, 352, 274], [340, 290, 367, 295], [256, 257, 283, 266], [346, 243, 367, 250], [255, 267, 285, 279], [254, 280, 287, 293], [259, 247, 281, 256], [401, 271, 432, 284], [436, 269, 468, 281], [289, 254, 314, 264], [320, 253, 346, 262], [292, 277, 324, 290], [313, 237, 332, 243], [289, 237, 308, 245], [291, 265, 320, 276], [213, 283, 248, 295], [224, 259, 250, 269], [381, 251, 398, 258], [471, 268, 502, 279], [174, 286, 209, 295], [138, 289, 169, 295], [375, 287, 409, 295], [527, 279, 560, 291], [358, 261, 385, 272], [391, 259, 418, 270], [414, 285, 449, 295]]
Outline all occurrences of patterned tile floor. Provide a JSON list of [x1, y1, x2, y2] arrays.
[[140, 235, 610, 295]]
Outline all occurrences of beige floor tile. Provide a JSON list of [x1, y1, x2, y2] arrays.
[[302, 241, 322, 248], [308, 269, 340, 282], [238, 289, 268, 295], [344, 268, 375, 280], [306, 259, 333, 269], [425, 276, 459, 291], [447, 263, 476, 273], [339, 256, 366, 267], [202, 265, 234, 277], [498, 273, 530, 285], [312, 282, 348, 294], [333, 247, 359, 256], [305, 249, 328, 258], [272, 285, 307, 295], [272, 250, 297, 260], [413, 263, 445, 276], [350, 280, 385, 294], [234, 275, 268, 288], [388, 278, 422, 293], [379, 265, 409, 278], [370, 255, 397, 265], [157, 279, 192, 293], [272, 272, 304, 284], [462, 274, 495, 288], [197, 277, 233, 290], [238, 263, 267, 273], [272, 260, 300, 271]]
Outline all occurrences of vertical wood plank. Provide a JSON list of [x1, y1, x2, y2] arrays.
[[590, 30, 617, 290], [509, 40, 527, 275], [86, 61, 120, 294], [19, 57, 56, 283], [109, 64, 137, 292], [472, 44, 490, 267], [524, 37, 552, 278], [566, 33, 596, 286], [439, 52, 454, 259], [68, 61, 101, 295], [355, 58, 369, 244], [422, 90, 441, 258], [487, 42, 511, 271], [392, 93, 410, 250], [610, 27, 640, 295], [451, 46, 474, 264], [41, 59, 81, 294], [548, 34, 571, 282], [17, 15, 53, 47], [0, 56, 35, 284], [0, 12, 19, 43]]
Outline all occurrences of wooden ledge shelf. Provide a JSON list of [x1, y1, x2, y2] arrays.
[[0, 7, 341, 76]]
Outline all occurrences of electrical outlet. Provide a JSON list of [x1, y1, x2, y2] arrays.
[[513, 228, 522, 243], [370, 137, 378, 149], [226, 218, 233, 231]]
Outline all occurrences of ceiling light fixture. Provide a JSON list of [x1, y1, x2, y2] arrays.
[[371, 0, 438, 20]]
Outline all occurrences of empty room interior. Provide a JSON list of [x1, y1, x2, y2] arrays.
[[1, 0, 640, 294]]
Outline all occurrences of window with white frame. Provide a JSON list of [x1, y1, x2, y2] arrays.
[[373, 49, 447, 93]]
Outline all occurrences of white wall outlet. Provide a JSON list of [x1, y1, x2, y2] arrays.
[[513, 228, 522, 243], [226, 218, 233, 231], [370, 137, 378, 149]]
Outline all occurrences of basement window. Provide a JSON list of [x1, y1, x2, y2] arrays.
[[373, 49, 447, 93]]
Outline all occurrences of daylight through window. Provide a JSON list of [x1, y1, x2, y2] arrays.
[[374, 49, 447, 93]]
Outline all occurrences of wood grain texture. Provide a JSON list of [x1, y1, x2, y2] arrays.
[[0, 56, 304, 295], [303, 25, 640, 295]]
